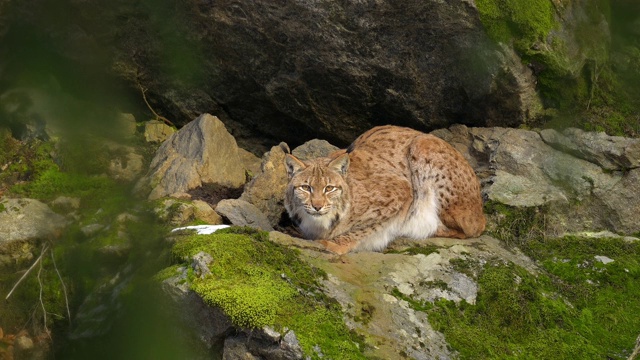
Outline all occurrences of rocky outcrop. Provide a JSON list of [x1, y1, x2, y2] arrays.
[[433, 125, 640, 235], [287, 233, 539, 360], [133, 0, 541, 146], [138, 114, 250, 200], [4, 0, 550, 152], [161, 250, 305, 359]]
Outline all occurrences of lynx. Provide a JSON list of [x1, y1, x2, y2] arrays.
[[284, 125, 485, 255]]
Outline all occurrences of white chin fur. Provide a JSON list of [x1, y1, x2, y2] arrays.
[[297, 211, 335, 239]]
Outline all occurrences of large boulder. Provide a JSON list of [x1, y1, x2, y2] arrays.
[[4, 0, 549, 152], [134, 0, 541, 146], [138, 114, 248, 200]]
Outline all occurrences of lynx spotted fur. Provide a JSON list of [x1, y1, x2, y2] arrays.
[[284, 125, 485, 255]]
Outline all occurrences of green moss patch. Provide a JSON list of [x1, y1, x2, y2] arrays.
[[475, 0, 555, 46], [404, 236, 640, 359], [169, 227, 367, 359]]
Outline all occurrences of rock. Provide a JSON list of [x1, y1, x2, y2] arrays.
[[432, 125, 640, 235], [80, 223, 104, 237], [290, 139, 339, 161], [105, 142, 145, 182], [154, 198, 223, 226], [238, 148, 262, 178], [144, 120, 175, 143], [267, 232, 539, 360], [50, 196, 81, 211], [540, 128, 640, 171], [594, 255, 614, 265], [116, 113, 137, 139], [0, 198, 67, 266], [192, 200, 224, 225], [139, 114, 247, 200], [239, 143, 289, 226], [160, 262, 235, 351], [192, 252, 214, 279], [34, 0, 546, 151], [215, 199, 274, 232], [70, 267, 135, 339], [14, 335, 34, 350], [222, 329, 304, 360]]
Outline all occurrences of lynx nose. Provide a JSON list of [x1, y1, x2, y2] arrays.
[[312, 205, 323, 211]]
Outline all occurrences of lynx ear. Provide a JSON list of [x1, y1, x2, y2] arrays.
[[284, 154, 306, 178], [328, 153, 349, 176]]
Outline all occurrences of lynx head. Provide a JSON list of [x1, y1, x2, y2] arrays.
[[284, 153, 350, 239]]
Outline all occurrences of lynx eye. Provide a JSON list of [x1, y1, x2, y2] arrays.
[[324, 185, 337, 193], [299, 185, 312, 192]]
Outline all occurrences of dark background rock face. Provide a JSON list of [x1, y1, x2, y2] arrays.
[[159, 0, 538, 148], [0, 0, 540, 152]]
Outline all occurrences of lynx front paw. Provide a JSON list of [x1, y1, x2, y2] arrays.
[[317, 240, 351, 255]]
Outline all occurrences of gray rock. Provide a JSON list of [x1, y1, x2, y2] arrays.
[[594, 255, 614, 265], [53, 0, 544, 152], [70, 266, 135, 339], [140, 114, 247, 200], [432, 125, 640, 235], [215, 199, 274, 232], [192, 200, 224, 225], [238, 148, 262, 178], [540, 128, 640, 171], [271, 233, 540, 360], [192, 251, 213, 279], [160, 266, 234, 351], [80, 223, 104, 237], [222, 329, 304, 360], [291, 139, 339, 161], [50, 196, 81, 211], [239, 143, 289, 226], [0, 198, 67, 266]]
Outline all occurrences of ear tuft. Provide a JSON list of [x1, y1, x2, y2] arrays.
[[284, 154, 306, 178], [328, 153, 349, 176]]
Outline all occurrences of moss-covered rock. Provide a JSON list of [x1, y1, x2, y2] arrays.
[[164, 227, 367, 359], [476, 0, 640, 136], [422, 235, 640, 359]]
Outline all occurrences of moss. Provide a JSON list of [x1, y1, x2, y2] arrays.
[[483, 201, 547, 246], [154, 265, 183, 283], [449, 258, 482, 278], [168, 227, 366, 359], [475, 0, 555, 47], [405, 236, 640, 359], [0, 134, 57, 188]]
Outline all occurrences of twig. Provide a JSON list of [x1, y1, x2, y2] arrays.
[[37, 249, 49, 336], [629, 333, 640, 360], [5, 243, 50, 300], [50, 249, 71, 324], [137, 83, 174, 127]]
